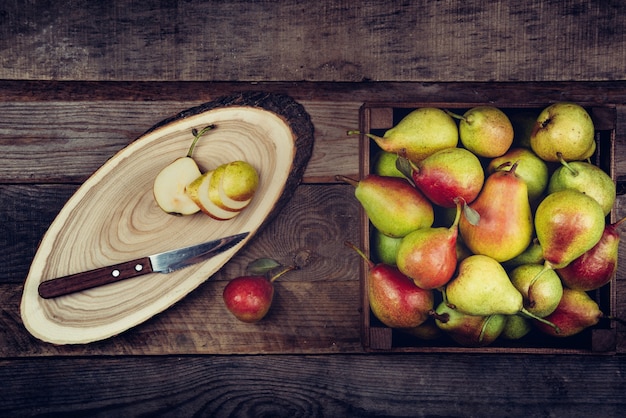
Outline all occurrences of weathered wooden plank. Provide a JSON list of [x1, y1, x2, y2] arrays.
[[0, 1, 623, 82], [1, 355, 626, 417]]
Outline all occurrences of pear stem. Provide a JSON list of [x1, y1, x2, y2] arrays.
[[444, 109, 466, 122], [344, 241, 375, 270], [347, 129, 362, 136], [428, 309, 449, 324], [187, 124, 216, 158], [478, 315, 497, 343], [269, 265, 299, 283], [557, 152, 579, 176], [520, 307, 561, 334], [335, 175, 359, 188], [612, 215, 626, 230]]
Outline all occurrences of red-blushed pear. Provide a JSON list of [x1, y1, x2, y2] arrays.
[[535, 189, 605, 270], [348, 107, 459, 162], [459, 162, 533, 262], [336, 174, 434, 238], [530, 102, 595, 162], [533, 288, 603, 338], [346, 242, 434, 329], [430, 302, 506, 347], [401, 147, 484, 208], [153, 124, 215, 216], [447, 106, 514, 158], [556, 216, 626, 291], [396, 200, 462, 290], [222, 265, 297, 323], [487, 147, 549, 204]]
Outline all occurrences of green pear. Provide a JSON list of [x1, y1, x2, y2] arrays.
[[533, 288, 603, 338], [445, 255, 560, 333], [530, 102, 595, 162], [547, 157, 616, 216], [431, 301, 506, 347], [502, 239, 544, 270], [449, 106, 514, 158], [487, 147, 549, 203], [337, 174, 434, 238], [372, 151, 405, 178], [500, 315, 533, 340], [535, 189, 605, 269], [355, 107, 459, 162], [510, 264, 563, 318], [459, 162, 533, 262], [372, 229, 402, 265]]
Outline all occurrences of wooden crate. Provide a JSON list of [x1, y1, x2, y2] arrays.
[[359, 102, 618, 354]]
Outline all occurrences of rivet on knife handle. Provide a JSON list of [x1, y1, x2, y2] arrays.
[[38, 257, 153, 299]]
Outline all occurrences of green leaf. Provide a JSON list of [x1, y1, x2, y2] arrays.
[[462, 204, 481, 226], [247, 258, 282, 275]]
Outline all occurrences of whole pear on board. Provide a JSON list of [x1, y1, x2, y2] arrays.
[[530, 102, 595, 162], [153, 125, 215, 215], [459, 162, 533, 262], [430, 302, 506, 347], [445, 255, 560, 332], [500, 315, 533, 340], [533, 288, 603, 338], [223, 265, 296, 323], [487, 147, 549, 203], [448, 106, 514, 158], [346, 242, 434, 328], [337, 174, 434, 238], [396, 200, 462, 289], [510, 264, 563, 318], [547, 156, 616, 216], [534, 189, 605, 270], [556, 217, 626, 291], [372, 151, 405, 178], [351, 107, 459, 162], [406, 147, 485, 208], [372, 229, 402, 266]]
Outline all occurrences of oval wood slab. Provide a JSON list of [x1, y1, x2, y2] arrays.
[[20, 92, 314, 344]]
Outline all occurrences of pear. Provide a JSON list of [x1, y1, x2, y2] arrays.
[[372, 151, 405, 178], [153, 125, 215, 215], [186, 171, 240, 220], [372, 229, 403, 266], [487, 147, 549, 204], [459, 162, 533, 262], [530, 102, 595, 162], [535, 189, 605, 270], [431, 302, 506, 347], [500, 315, 533, 340], [337, 174, 434, 238], [547, 156, 616, 216], [396, 200, 461, 289], [445, 255, 560, 333], [510, 264, 563, 318], [222, 265, 296, 323], [533, 288, 603, 338], [502, 239, 544, 270], [351, 107, 458, 162], [208, 161, 259, 211], [346, 242, 434, 329], [406, 147, 485, 208], [556, 217, 626, 291], [448, 106, 514, 158]]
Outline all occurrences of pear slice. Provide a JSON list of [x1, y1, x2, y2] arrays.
[[186, 171, 240, 220], [153, 157, 202, 215], [208, 161, 258, 212]]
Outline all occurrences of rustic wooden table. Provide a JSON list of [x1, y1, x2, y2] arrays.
[[2, 2, 626, 417]]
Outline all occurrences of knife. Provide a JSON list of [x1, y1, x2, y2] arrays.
[[38, 231, 249, 299]]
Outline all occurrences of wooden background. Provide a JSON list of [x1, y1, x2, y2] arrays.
[[2, 1, 626, 416]]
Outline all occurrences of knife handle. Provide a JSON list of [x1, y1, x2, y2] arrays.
[[38, 257, 154, 299]]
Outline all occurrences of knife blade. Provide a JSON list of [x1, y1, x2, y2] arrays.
[[38, 231, 249, 299]]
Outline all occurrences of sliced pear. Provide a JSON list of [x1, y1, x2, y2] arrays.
[[152, 124, 215, 215], [153, 157, 202, 216], [220, 161, 259, 202], [186, 171, 240, 220]]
